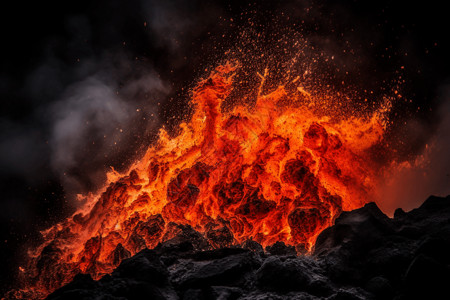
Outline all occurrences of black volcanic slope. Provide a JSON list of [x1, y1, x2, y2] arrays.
[[46, 195, 450, 300]]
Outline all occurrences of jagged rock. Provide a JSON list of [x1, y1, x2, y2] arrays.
[[327, 287, 373, 300], [45, 274, 100, 300], [46, 195, 450, 300], [365, 244, 413, 282], [46, 249, 177, 300], [404, 254, 450, 299], [415, 237, 450, 264], [182, 289, 203, 300], [206, 225, 236, 248], [158, 223, 212, 252], [255, 256, 331, 296], [314, 202, 394, 257], [108, 243, 132, 267], [154, 224, 213, 266], [240, 291, 320, 299], [190, 247, 249, 261], [364, 276, 393, 299], [209, 286, 243, 299], [393, 207, 406, 219], [172, 251, 260, 289], [112, 249, 168, 285], [313, 202, 397, 283], [396, 225, 422, 239], [241, 240, 264, 254], [265, 241, 296, 256]]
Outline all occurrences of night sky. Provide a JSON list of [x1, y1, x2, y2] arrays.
[[1, 0, 449, 293]]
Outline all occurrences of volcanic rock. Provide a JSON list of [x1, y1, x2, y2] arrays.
[[171, 251, 260, 289], [364, 276, 393, 299], [46, 195, 450, 300], [255, 256, 332, 296], [241, 240, 264, 254], [46, 250, 178, 300], [265, 241, 296, 256]]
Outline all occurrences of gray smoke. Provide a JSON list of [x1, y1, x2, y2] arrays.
[[0, 1, 226, 290], [0, 0, 230, 205], [49, 69, 168, 197]]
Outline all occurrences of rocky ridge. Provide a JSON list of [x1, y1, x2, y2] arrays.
[[46, 195, 450, 300]]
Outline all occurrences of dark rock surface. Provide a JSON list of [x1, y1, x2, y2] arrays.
[[46, 195, 450, 300]]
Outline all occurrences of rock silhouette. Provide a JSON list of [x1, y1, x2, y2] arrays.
[[46, 195, 450, 300]]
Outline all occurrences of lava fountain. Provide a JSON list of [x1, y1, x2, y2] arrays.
[[12, 62, 390, 299]]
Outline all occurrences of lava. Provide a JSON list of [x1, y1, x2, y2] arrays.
[[11, 62, 389, 299]]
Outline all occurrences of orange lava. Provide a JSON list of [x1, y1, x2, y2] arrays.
[[11, 63, 388, 299]]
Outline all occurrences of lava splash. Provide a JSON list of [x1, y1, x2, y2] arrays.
[[14, 63, 388, 299]]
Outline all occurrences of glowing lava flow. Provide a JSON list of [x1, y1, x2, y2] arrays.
[[13, 63, 388, 299]]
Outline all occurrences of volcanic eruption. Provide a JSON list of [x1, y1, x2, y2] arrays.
[[3, 1, 449, 299], [7, 59, 395, 299]]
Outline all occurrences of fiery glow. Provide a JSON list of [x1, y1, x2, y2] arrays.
[[12, 63, 389, 299]]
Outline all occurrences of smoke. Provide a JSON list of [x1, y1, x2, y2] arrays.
[[0, 0, 224, 197], [0, 0, 449, 293], [1, 38, 170, 201], [142, 0, 222, 43], [0, 0, 220, 291], [45, 0, 226, 196], [49, 71, 168, 197], [377, 86, 450, 215]]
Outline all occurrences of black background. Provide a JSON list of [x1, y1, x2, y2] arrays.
[[0, 0, 449, 294]]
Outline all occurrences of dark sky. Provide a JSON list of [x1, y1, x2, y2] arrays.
[[0, 0, 449, 293]]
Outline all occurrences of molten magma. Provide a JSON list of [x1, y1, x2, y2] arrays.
[[18, 63, 387, 298]]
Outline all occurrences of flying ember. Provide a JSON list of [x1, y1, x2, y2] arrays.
[[15, 62, 390, 299]]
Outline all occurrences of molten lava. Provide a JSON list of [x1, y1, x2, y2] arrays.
[[14, 63, 389, 299]]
